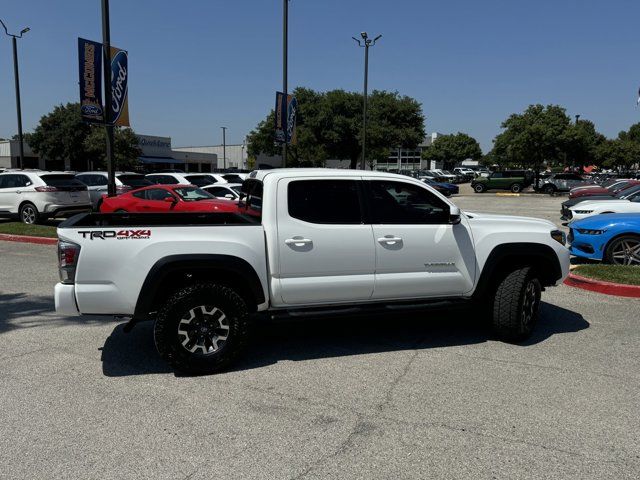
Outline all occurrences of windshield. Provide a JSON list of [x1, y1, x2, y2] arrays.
[[117, 174, 152, 187], [222, 174, 244, 183], [184, 175, 215, 187], [173, 187, 216, 201]]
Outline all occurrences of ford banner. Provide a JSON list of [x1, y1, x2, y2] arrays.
[[110, 46, 130, 126], [78, 38, 104, 123], [274, 92, 297, 145]]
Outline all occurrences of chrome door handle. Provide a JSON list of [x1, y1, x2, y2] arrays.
[[285, 237, 312, 246], [16, 190, 21, 194], [377, 236, 403, 244]]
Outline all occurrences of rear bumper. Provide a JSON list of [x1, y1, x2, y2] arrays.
[[44, 205, 92, 217], [54, 283, 80, 316]]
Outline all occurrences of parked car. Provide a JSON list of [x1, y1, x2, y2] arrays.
[[55, 169, 570, 374], [568, 213, 640, 265], [431, 169, 458, 183], [537, 173, 592, 194], [567, 190, 640, 221], [146, 172, 220, 187], [202, 183, 243, 200], [568, 180, 639, 199], [561, 184, 640, 220], [471, 170, 534, 193], [75, 171, 153, 208], [453, 167, 476, 181], [421, 177, 459, 196], [0, 170, 91, 224], [99, 185, 239, 213]]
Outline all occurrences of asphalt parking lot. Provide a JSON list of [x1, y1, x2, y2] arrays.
[[1, 192, 639, 479]]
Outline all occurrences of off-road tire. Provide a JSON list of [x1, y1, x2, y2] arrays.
[[19, 202, 40, 225], [492, 267, 541, 342], [154, 283, 250, 375], [474, 183, 486, 193], [510, 183, 523, 193]]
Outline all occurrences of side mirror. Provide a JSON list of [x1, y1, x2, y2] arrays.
[[449, 206, 462, 225], [164, 196, 176, 203]]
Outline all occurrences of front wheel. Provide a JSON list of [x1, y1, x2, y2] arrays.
[[542, 184, 555, 195], [604, 235, 640, 265], [154, 283, 250, 374], [510, 183, 523, 193], [492, 267, 541, 342]]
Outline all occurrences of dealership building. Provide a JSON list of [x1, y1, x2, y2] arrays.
[[0, 134, 219, 172]]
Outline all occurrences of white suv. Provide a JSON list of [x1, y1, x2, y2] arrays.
[[0, 170, 91, 224], [75, 171, 152, 208]]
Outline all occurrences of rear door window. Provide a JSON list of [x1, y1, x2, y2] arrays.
[[147, 175, 178, 185], [288, 180, 362, 224], [117, 174, 149, 188]]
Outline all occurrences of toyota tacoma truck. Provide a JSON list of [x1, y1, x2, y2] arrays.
[[55, 169, 570, 374]]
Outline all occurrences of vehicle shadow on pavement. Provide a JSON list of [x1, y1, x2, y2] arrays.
[[99, 302, 588, 377]]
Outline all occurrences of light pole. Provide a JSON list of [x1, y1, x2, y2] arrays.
[[100, 0, 116, 196], [221, 127, 227, 170], [282, 0, 289, 167], [575, 114, 581, 124], [1, 19, 29, 169]]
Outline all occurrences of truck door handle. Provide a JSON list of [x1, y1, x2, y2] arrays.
[[285, 237, 312, 246], [378, 236, 403, 245]]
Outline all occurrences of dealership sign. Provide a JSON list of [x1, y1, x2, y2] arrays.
[[274, 92, 297, 145], [78, 39, 130, 126], [110, 46, 130, 126], [78, 38, 104, 123]]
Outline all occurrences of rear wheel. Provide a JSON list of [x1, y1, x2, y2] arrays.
[[19, 202, 40, 225], [154, 283, 250, 374], [510, 183, 523, 193], [604, 235, 640, 265], [474, 183, 486, 193], [115, 209, 128, 213], [542, 184, 555, 195], [492, 266, 541, 342]]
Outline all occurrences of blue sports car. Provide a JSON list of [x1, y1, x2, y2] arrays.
[[568, 213, 640, 265]]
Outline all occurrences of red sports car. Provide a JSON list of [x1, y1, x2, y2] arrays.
[[99, 184, 239, 213]]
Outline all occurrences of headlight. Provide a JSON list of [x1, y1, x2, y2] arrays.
[[573, 210, 593, 215], [550, 230, 566, 246], [576, 229, 604, 235]]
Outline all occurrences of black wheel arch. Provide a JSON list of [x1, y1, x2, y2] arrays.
[[134, 254, 266, 321], [473, 243, 562, 300]]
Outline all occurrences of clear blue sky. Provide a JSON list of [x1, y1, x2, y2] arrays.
[[1, 0, 639, 152]]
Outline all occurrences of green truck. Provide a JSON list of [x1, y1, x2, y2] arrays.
[[471, 170, 534, 193]]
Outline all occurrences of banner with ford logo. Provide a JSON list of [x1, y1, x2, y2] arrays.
[[274, 92, 297, 145], [78, 38, 104, 123], [110, 46, 130, 126]]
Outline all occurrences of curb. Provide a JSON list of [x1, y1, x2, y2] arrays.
[[564, 273, 640, 298], [0, 233, 57, 246]]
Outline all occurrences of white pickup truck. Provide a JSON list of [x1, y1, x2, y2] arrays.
[[55, 169, 570, 374]]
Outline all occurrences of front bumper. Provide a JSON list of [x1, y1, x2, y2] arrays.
[[54, 283, 80, 316]]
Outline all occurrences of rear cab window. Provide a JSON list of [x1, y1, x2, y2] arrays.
[[239, 179, 263, 220]]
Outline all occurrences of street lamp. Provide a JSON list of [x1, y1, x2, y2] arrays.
[[0, 19, 30, 169], [221, 127, 227, 170], [575, 114, 581, 124], [353, 32, 381, 170]]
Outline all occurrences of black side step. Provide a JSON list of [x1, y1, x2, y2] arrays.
[[270, 298, 471, 320]]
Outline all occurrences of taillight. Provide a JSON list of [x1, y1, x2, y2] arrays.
[[58, 241, 80, 284], [35, 186, 58, 192]]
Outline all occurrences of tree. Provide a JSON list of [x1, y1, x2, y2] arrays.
[[559, 120, 605, 167], [84, 127, 141, 170], [247, 87, 425, 169], [490, 104, 572, 171], [29, 103, 91, 170], [618, 122, 640, 144], [28, 102, 141, 171], [595, 139, 640, 171], [421, 132, 482, 170]]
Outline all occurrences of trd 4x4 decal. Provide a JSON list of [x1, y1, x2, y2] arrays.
[[78, 230, 151, 240]]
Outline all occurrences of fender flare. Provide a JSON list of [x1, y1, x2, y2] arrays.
[[133, 254, 266, 320]]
